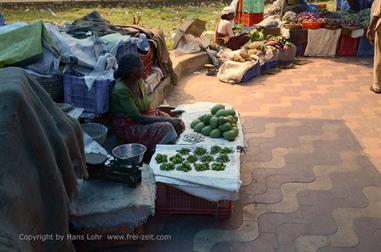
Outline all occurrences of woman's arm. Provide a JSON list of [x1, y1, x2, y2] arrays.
[[129, 114, 175, 124]]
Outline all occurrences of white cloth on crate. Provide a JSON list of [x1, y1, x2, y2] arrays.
[[145, 66, 164, 92], [99, 32, 150, 55], [217, 60, 257, 84], [83, 53, 116, 90], [304, 28, 342, 57], [45, 23, 117, 89]]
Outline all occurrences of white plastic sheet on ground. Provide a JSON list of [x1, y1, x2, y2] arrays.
[[150, 144, 241, 201], [175, 102, 245, 148]]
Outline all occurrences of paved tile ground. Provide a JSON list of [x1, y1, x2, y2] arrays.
[[112, 57, 381, 252]]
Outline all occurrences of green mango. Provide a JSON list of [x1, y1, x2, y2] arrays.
[[219, 122, 233, 132], [190, 119, 201, 129], [215, 109, 226, 117], [224, 109, 236, 117], [194, 122, 205, 133], [199, 114, 207, 121], [201, 126, 212, 136], [211, 104, 225, 114], [232, 127, 239, 137], [223, 130, 236, 141], [203, 114, 213, 125], [209, 116, 218, 129], [210, 128, 222, 138], [218, 117, 227, 125]]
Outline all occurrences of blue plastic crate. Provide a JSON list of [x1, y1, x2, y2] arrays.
[[116, 41, 138, 63], [241, 62, 260, 83], [357, 37, 374, 57], [261, 60, 279, 72], [63, 75, 114, 114]]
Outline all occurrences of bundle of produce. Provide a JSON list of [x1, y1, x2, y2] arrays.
[[282, 11, 299, 23], [190, 104, 239, 141], [155, 146, 235, 173], [282, 11, 303, 29], [248, 30, 265, 42], [232, 41, 265, 62], [297, 12, 321, 23], [337, 11, 362, 29], [359, 9, 371, 28], [265, 35, 289, 50], [318, 9, 341, 19], [322, 18, 343, 29]]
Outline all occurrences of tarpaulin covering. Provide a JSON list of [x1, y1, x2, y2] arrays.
[[0, 21, 58, 68], [0, 67, 87, 252]]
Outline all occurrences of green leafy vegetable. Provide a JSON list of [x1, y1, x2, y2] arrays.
[[200, 155, 214, 163], [211, 162, 226, 171], [169, 154, 184, 164], [187, 155, 198, 163], [176, 148, 191, 155], [210, 145, 222, 155], [194, 147, 207, 156], [176, 162, 192, 172], [155, 154, 168, 163], [194, 162, 210, 171], [215, 154, 230, 163], [160, 162, 175, 171]]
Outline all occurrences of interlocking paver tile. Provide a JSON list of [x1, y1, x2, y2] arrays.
[[117, 58, 381, 252]]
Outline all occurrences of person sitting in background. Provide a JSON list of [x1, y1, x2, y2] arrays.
[[337, 0, 371, 11], [215, 6, 250, 51], [111, 54, 185, 159]]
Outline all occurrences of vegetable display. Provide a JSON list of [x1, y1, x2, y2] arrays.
[[156, 146, 235, 173], [190, 104, 239, 142], [155, 154, 168, 163]]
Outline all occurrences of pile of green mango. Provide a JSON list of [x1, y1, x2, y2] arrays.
[[190, 104, 239, 141]]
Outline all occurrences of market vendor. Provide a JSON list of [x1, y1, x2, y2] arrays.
[[367, 0, 381, 93], [111, 54, 185, 158], [215, 6, 250, 50]]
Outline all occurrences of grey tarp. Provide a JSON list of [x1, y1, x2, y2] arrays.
[[0, 68, 87, 251]]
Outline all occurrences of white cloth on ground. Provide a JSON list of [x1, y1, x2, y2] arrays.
[[217, 60, 257, 83]]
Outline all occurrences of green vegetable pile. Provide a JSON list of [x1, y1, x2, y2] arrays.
[[155, 154, 168, 163], [190, 104, 239, 142], [169, 153, 185, 164], [157, 145, 235, 172], [212, 162, 226, 171], [160, 162, 175, 171]]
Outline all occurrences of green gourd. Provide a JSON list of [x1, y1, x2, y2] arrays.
[[194, 122, 205, 133], [210, 128, 222, 138], [201, 126, 212, 136], [211, 104, 225, 114], [190, 119, 201, 129], [219, 122, 233, 132], [209, 116, 218, 129]]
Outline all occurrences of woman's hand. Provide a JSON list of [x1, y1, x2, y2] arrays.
[[168, 118, 185, 134], [367, 26, 376, 44]]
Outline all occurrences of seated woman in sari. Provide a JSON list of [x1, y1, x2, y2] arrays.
[[216, 6, 250, 51], [111, 54, 185, 158]]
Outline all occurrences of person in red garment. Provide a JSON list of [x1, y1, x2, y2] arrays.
[[111, 54, 185, 159], [215, 6, 250, 50]]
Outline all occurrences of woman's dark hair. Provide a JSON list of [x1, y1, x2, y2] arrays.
[[114, 53, 143, 80], [221, 13, 234, 20]]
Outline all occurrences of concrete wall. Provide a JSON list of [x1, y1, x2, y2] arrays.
[[1, 0, 230, 10]]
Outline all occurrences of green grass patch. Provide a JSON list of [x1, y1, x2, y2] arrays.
[[2, 4, 224, 48]]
